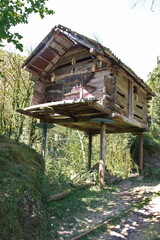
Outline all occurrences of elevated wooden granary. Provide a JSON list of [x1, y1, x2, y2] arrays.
[[18, 25, 154, 134], [17, 25, 154, 184]]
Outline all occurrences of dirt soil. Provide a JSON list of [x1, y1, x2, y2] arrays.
[[92, 179, 160, 240], [56, 177, 160, 240]]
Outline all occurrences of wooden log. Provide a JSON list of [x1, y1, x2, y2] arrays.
[[46, 189, 71, 202], [139, 133, 144, 176], [90, 48, 109, 63], [69, 180, 92, 188], [99, 123, 106, 187], [77, 180, 92, 188]]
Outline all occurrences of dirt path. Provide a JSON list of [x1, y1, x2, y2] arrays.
[[50, 178, 160, 240], [91, 180, 160, 240]]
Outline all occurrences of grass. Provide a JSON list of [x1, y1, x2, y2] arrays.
[[0, 136, 46, 240], [45, 175, 160, 240], [45, 185, 118, 239], [1, 134, 160, 240]]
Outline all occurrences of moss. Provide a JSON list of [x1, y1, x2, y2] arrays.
[[0, 135, 46, 240]]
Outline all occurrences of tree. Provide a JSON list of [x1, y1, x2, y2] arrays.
[[0, 0, 54, 51], [0, 49, 41, 144], [147, 57, 160, 141]]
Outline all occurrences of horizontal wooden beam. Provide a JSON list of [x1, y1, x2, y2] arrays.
[[53, 38, 68, 52], [111, 113, 148, 129], [24, 66, 47, 81], [17, 99, 110, 114], [43, 114, 107, 123], [49, 46, 61, 57], [29, 64, 47, 73], [56, 31, 76, 47], [85, 99, 110, 114], [39, 55, 54, 65], [90, 48, 109, 63]]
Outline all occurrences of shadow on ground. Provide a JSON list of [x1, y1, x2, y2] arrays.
[[46, 176, 160, 240]]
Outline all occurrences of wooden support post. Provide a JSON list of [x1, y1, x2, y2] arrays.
[[42, 124, 47, 159], [99, 123, 106, 187], [139, 133, 144, 176], [88, 134, 92, 170], [36, 123, 54, 159]]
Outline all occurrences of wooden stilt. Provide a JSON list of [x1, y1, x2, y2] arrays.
[[139, 133, 144, 176], [36, 123, 54, 159], [88, 134, 92, 170], [42, 124, 47, 159], [99, 123, 106, 187]]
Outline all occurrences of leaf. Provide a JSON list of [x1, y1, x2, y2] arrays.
[[0, 0, 54, 50]]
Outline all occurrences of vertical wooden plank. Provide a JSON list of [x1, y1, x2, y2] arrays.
[[103, 75, 108, 108], [80, 74, 84, 99], [88, 134, 92, 170], [139, 133, 144, 176], [103, 75, 116, 114], [110, 76, 116, 112], [99, 123, 106, 187], [128, 79, 133, 119]]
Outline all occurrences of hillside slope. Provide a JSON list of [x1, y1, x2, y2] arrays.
[[0, 136, 46, 240]]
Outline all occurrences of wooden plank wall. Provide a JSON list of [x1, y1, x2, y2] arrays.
[[114, 73, 148, 124], [44, 46, 111, 104], [115, 73, 129, 117], [31, 80, 46, 105], [133, 84, 148, 124]]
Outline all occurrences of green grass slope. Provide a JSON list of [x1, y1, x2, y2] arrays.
[[0, 136, 46, 240]]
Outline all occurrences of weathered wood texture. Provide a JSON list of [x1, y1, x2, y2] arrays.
[[115, 73, 129, 117], [133, 85, 148, 124], [44, 46, 111, 105], [31, 80, 46, 105], [19, 31, 153, 134], [46, 189, 71, 202]]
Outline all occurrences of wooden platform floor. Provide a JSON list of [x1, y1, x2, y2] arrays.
[[17, 99, 148, 134]]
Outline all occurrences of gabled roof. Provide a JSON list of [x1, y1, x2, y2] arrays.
[[23, 24, 154, 95]]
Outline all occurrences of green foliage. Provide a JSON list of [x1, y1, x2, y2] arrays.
[[105, 134, 133, 178], [147, 58, 160, 142], [47, 126, 88, 175], [129, 133, 160, 174], [88, 133, 133, 178], [144, 167, 160, 179], [0, 135, 46, 240], [46, 128, 133, 182], [0, 0, 54, 51], [0, 49, 40, 145], [42, 159, 71, 198]]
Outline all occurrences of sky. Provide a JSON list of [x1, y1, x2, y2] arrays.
[[8, 0, 160, 81]]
